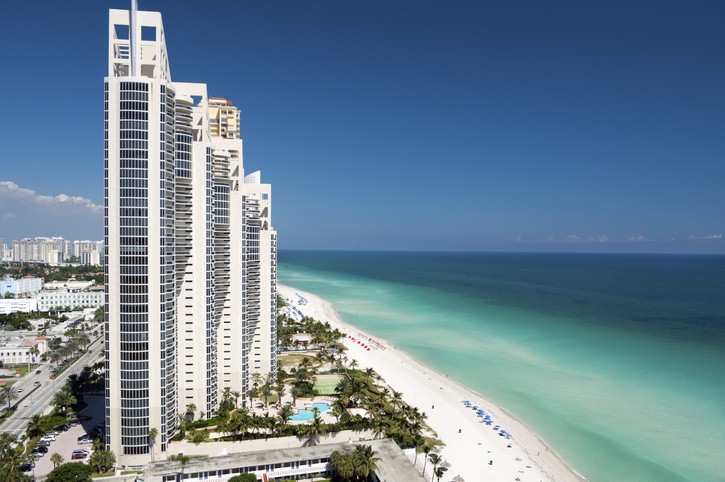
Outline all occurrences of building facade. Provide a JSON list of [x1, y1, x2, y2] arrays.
[[36, 289, 104, 312], [0, 336, 48, 366], [0, 276, 44, 296], [105, 6, 276, 465]]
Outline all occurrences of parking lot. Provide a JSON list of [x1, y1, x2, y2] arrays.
[[26, 395, 104, 478]]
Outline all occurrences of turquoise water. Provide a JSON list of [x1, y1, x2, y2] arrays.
[[289, 402, 331, 421], [278, 251, 725, 482]]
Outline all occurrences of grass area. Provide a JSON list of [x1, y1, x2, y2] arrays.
[[278, 353, 315, 368], [314, 374, 343, 395]]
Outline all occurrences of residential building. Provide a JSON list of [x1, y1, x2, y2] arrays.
[[105, 6, 276, 465], [243, 171, 277, 378], [12, 237, 65, 263]]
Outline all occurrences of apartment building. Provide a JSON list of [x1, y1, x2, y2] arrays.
[[105, 5, 276, 465]]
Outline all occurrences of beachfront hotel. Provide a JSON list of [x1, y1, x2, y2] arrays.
[[104, 4, 276, 464]]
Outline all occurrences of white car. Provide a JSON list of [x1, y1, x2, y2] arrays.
[[17, 387, 24, 393], [39, 435, 55, 443]]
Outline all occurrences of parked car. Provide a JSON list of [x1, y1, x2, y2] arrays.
[[71, 450, 88, 460], [36, 441, 50, 447], [18, 462, 35, 472], [54, 423, 70, 431], [39, 435, 55, 443], [78, 437, 92, 445], [78, 414, 93, 421]]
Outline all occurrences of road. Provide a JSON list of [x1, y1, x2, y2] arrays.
[[0, 336, 104, 437]]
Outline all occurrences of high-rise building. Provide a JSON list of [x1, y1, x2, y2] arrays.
[[104, 6, 276, 465], [243, 171, 278, 379]]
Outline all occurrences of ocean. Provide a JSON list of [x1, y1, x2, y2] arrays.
[[278, 251, 725, 482]]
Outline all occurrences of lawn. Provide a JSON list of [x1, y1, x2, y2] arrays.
[[314, 374, 343, 395]]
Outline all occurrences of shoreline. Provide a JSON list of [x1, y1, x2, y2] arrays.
[[279, 284, 585, 482]]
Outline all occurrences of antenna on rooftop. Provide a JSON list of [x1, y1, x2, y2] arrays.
[[130, 0, 138, 76]]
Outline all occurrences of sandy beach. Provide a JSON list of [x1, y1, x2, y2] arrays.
[[279, 284, 585, 482]]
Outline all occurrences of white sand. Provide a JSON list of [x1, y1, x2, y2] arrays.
[[279, 284, 585, 482]]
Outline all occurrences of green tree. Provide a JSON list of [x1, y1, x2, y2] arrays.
[[89, 449, 116, 473], [353, 444, 380, 480], [0, 384, 19, 410], [330, 450, 356, 480], [300, 408, 326, 446], [191, 430, 209, 445], [278, 402, 294, 426], [51, 388, 77, 414], [434, 467, 444, 481], [26, 414, 45, 438], [50, 452, 64, 468], [421, 445, 432, 477], [185, 403, 197, 422], [0, 433, 29, 481], [428, 453, 441, 482], [45, 462, 93, 482], [228, 474, 257, 482], [148, 427, 158, 461]]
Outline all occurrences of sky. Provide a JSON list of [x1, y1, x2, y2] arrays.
[[0, 0, 723, 253]]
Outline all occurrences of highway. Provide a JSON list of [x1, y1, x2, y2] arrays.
[[0, 336, 104, 438]]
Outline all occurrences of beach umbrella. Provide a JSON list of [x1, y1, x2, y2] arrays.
[[440, 461, 451, 469], [452, 475, 465, 482]]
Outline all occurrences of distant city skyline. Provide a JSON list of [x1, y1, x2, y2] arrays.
[[1, 1, 723, 254]]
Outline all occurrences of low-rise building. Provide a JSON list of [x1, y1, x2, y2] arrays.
[[0, 298, 38, 315], [0, 336, 48, 366], [0, 276, 43, 296], [36, 289, 104, 312], [142, 439, 423, 482]]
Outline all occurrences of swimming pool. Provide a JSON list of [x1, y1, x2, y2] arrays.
[[288, 402, 330, 421]]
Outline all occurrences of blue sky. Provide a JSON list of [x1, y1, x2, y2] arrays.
[[0, 1, 723, 253]]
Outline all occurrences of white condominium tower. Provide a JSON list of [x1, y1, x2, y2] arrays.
[[244, 171, 278, 379], [104, 6, 276, 465]]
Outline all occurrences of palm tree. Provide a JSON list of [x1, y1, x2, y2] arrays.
[[74, 333, 91, 353], [421, 445, 432, 476], [0, 436, 25, 481], [231, 390, 241, 409], [177, 453, 190, 481], [275, 381, 286, 404], [26, 414, 45, 438], [349, 359, 359, 371], [290, 386, 301, 406], [259, 382, 272, 408], [50, 452, 64, 468], [354, 444, 381, 480], [434, 467, 444, 481], [148, 427, 158, 462], [49, 351, 63, 368], [429, 453, 441, 482], [28, 346, 40, 369], [51, 388, 77, 414], [222, 387, 233, 408], [278, 403, 294, 426], [185, 403, 196, 423], [301, 408, 326, 446], [0, 384, 19, 410]]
